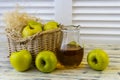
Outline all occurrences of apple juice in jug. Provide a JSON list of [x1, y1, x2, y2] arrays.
[[56, 25, 84, 67]]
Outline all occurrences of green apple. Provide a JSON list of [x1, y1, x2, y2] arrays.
[[44, 21, 58, 31], [22, 20, 42, 38], [10, 50, 32, 72], [35, 51, 57, 73], [45, 21, 58, 26], [87, 49, 109, 71], [28, 20, 42, 26], [68, 41, 77, 45], [67, 41, 80, 47]]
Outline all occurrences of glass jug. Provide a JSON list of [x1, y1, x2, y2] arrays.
[[56, 25, 84, 68]]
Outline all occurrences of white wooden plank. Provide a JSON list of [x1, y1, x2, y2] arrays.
[[0, 27, 5, 33], [72, 0, 120, 44], [0, 37, 7, 43], [72, 20, 120, 28], [0, 1, 54, 8], [0, 43, 120, 80], [73, 0, 120, 7], [73, 14, 120, 21], [80, 29, 120, 35]]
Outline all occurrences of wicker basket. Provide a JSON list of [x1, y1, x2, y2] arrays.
[[5, 28, 63, 60]]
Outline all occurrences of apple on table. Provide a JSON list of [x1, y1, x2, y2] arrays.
[[10, 50, 32, 72], [87, 49, 109, 71], [35, 50, 57, 73]]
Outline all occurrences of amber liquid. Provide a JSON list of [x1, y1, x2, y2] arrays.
[[56, 45, 84, 67]]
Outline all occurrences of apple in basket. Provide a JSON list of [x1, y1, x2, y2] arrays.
[[10, 50, 32, 72], [35, 51, 57, 73], [87, 49, 109, 71], [22, 20, 42, 38], [43, 21, 59, 31]]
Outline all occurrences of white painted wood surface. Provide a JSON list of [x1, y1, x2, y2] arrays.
[[0, 42, 120, 80], [1, 0, 120, 44], [72, 0, 120, 44]]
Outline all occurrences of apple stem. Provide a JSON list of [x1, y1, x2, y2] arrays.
[[29, 26, 34, 29], [41, 60, 46, 66], [92, 58, 98, 64]]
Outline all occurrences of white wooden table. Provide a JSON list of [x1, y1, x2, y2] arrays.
[[0, 42, 120, 80]]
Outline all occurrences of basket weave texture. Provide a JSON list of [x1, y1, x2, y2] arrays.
[[5, 28, 63, 59]]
